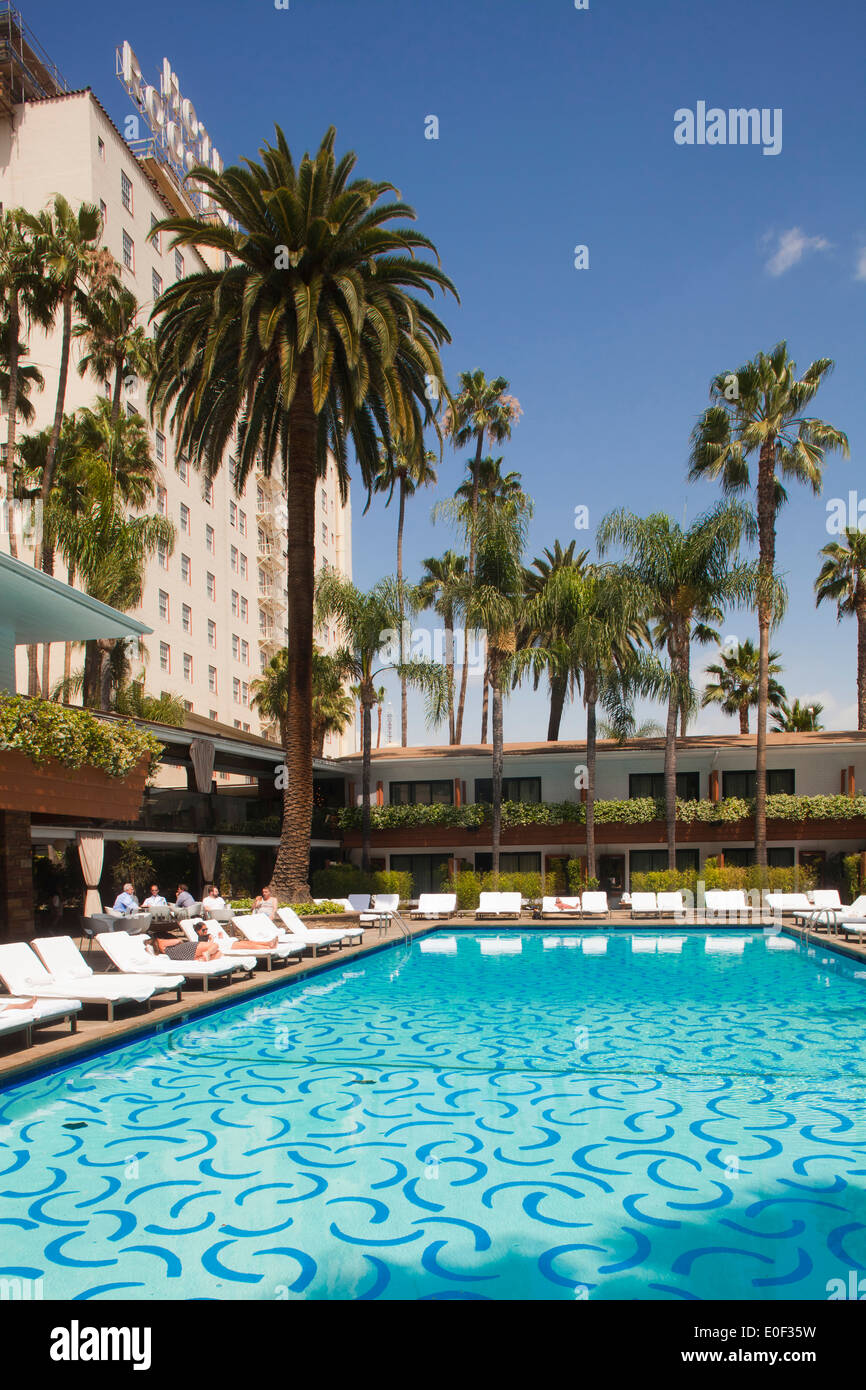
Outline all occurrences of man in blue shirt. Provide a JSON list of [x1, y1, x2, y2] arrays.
[[175, 884, 196, 910], [112, 883, 139, 914]]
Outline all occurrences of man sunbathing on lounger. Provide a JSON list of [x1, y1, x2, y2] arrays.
[[554, 897, 572, 911]]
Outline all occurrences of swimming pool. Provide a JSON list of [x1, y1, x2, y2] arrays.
[[1, 929, 864, 1300]]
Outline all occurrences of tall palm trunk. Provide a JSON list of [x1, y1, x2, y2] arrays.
[[454, 432, 484, 743], [376, 700, 383, 749], [111, 356, 124, 424], [444, 605, 456, 744], [738, 706, 749, 735], [5, 294, 19, 560], [755, 439, 776, 872], [272, 353, 316, 900], [38, 290, 74, 700], [480, 657, 490, 742], [584, 672, 598, 880], [548, 670, 568, 741], [63, 564, 74, 701], [857, 594, 866, 731], [490, 651, 503, 875], [679, 643, 691, 738], [664, 625, 684, 870], [360, 693, 373, 872], [397, 478, 408, 746]]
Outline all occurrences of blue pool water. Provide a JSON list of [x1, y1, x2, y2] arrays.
[[1, 929, 865, 1301]]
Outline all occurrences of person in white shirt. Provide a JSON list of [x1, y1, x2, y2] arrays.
[[142, 885, 167, 909], [254, 886, 279, 920], [203, 886, 227, 913]]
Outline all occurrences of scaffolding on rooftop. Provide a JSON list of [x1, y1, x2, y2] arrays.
[[0, 3, 69, 115]]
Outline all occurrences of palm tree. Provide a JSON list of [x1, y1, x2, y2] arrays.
[[0, 208, 54, 560], [771, 698, 824, 732], [815, 530, 866, 729], [701, 640, 786, 733], [690, 341, 849, 867], [523, 539, 590, 740], [371, 438, 437, 746], [74, 276, 155, 422], [315, 571, 447, 869], [442, 372, 521, 742], [374, 685, 387, 749], [528, 563, 653, 880], [598, 504, 754, 868], [148, 126, 456, 900], [418, 550, 468, 744]]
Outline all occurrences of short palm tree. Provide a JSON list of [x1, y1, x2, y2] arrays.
[[815, 529, 866, 729], [523, 539, 590, 740], [598, 504, 754, 867], [148, 126, 456, 900], [371, 438, 437, 747], [442, 372, 521, 741], [701, 640, 786, 733], [313, 646, 355, 756], [690, 341, 849, 867], [771, 698, 823, 732], [315, 571, 447, 869], [417, 550, 468, 744]]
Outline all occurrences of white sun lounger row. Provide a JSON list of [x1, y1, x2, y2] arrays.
[[411, 894, 457, 920], [539, 893, 610, 919], [0, 940, 179, 1021], [0, 994, 81, 1049], [476, 892, 523, 919]]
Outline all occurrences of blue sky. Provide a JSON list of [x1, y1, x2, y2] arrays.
[[34, 0, 866, 744]]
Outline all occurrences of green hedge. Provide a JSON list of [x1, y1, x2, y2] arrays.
[[310, 865, 413, 902], [229, 897, 344, 916], [336, 794, 866, 832], [630, 861, 818, 895], [0, 693, 164, 780]]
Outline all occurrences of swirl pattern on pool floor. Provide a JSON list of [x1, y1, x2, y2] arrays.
[[0, 931, 864, 1300]]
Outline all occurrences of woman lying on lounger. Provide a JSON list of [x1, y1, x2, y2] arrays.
[[151, 929, 220, 962], [0, 996, 37, 1010]]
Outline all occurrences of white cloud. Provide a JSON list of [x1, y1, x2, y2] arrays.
[[855, 247, 866, 281], [764, 227, 830, 276]]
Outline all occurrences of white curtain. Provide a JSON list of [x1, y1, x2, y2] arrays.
[[198, 835, 218, 886], [189, 738, 215, 793], [77, 831, 104, 916]]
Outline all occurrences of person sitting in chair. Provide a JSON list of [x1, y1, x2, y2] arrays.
[[142, 885, 167, 909], [112, 883, 139, 914], [202, 886, 227, 913], [254, 886, 278, 920]]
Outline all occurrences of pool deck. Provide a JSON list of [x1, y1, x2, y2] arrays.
[[1, 912, 864, 1087]]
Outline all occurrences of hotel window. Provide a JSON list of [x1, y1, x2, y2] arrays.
[[183, 653, 193, 682], [152, 268, 163, 301], [233, 677, 241, 703], [205, 523, 215, 554], [239, 510, 247, 537], [721, 769, 795, 798], [241, 681, 249, 704], [224, 252, 231, 270], [121, 171, 133, 213], [206, 571, 216, 600], [230, 546, 239, 573], [158, 590, 169, 621], [159, 642, 170, 672], [628, 771, 700, 801], [229, 457, 238, 488], [209, 709, 218, 722], [208, 666, 218, 694], [390, 781, 454, 806], [231, 591, 239, 617], [229, 500, 238, 528], [768, 848, 795, 868], [178, 457, 189, 484], [122, 229, 134, 271], [721, 848, 753, 868], [180, 502, 190, 533], [175, 248, 185, 279], [322, 523, 328, 545], [240, 554, 248, 580], [150, 213, 161, 253], [204, 477, 213, 505], [207, 619, 216, 648], [181, 553, 191, 584], [474, 777, 541, 804], [630, 849, 699, 876], [126, 400, 137, 419], [155, 429, 166, 463], [257, 526, 267, 553], [99, 199, 107, 226], [183, 700, 193, 712], [239, 595, 248, 622], [157, 540, 169, 570], [475, 852, 542, 876], [257, 485, 264, 511], [240, 639, 249, 665], [97, 136, 105, 160], [156, 484, 167, 515], [232, 634, 240, 660], [181, 603, 192, 634]]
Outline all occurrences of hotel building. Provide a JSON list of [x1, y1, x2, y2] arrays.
[[0, 6, 355, 755]]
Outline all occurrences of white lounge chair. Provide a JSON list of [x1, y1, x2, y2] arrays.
[[347, 894, 372, 913], [704, 890, 755, 922], [277, 906, 352, 954], [410, 893, 457, 920], [581, 891, 610, 920], [32, 935, 184, 1004], [98, 930, 252, 991], [809, 889, 843, 911], [837, 918, 866, 944], [765, 893, 812, 917], [793, 889, 846, 928], [475, 892, 522, 919], [0, 996, 81, 1047], [656, 891, 687, 918], [630, 892, 659, 919], [206, 916, 301, 970], [0, 942, 155, 1021], [540, 896, 582, 918]]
